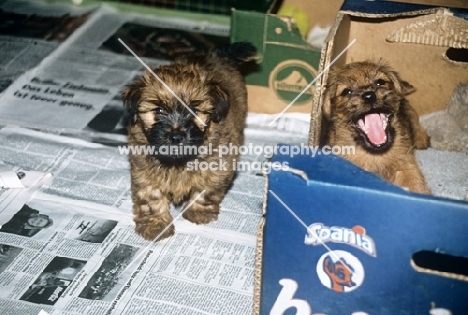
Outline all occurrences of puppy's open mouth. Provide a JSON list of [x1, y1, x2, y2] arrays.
[[353, 110, 392, 149]]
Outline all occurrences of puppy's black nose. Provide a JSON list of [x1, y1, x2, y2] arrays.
[[362, 91, 376, 104], [169, 132, 185, 144]]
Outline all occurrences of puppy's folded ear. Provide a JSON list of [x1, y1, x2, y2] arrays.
[[209, 81, 229, 123], [122, 78, 145, 125], [380, 63, 415, 96], [398, 80, 415, 96], [389, 72, 415, 96]]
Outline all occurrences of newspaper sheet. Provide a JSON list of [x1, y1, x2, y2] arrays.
[[0, 0, 94, 93], [0, 125, 308, 315], [0, 3, 230, 132], [0, 1, 309, 314], [0, 0, 308, 138]]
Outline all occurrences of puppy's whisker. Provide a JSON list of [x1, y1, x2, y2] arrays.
[[118, 38, 206, 127]]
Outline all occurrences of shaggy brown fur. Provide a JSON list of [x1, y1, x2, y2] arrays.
[[322, 60, 431, 194], [123, 43, 256, 241]]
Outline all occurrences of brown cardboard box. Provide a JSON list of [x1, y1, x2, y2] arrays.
[[309, 1, 468, 145]]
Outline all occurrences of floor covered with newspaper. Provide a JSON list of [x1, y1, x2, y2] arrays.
[[0, 118, 311, 315], [0, 2, 309, 314], [0, 1, 467, 315]]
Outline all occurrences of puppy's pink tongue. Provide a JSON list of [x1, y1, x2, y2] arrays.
[[365, 113, 386, 145]]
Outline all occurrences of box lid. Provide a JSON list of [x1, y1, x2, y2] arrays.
[[341, 0, 468, 19], [270, 146, 405, 194]]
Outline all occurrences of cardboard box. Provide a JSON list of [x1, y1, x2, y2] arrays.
[[231, 0, 343, 114], [309, 0, 468, 145], [255, 146, 468, 315]]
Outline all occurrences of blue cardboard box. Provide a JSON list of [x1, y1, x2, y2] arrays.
[[256, 147, 468, 315]]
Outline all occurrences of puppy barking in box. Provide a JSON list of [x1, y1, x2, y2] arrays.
[[322, 60, 431, 194], [122, 42, 256, 241]]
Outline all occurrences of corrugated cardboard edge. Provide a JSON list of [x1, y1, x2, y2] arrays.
[[387, 8, 468, 48], [340, 7, 440, 18], [410, 259, 468, 282], [308, 13, 345, 146], [252, 216, 264, 315], [252, 165, 309, 315], [252, 168, 269, 315]]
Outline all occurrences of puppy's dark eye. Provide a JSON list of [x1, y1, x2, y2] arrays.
[[190, 100, 202, 107], [189, 100, 202, 115], [154, 107, 165, 115], [340, 88, 352, 97], [375, 79, 387, 86]]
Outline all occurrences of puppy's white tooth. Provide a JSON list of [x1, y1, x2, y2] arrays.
[[358, 119, 365, 129]]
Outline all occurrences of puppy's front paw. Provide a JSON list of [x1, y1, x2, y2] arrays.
[[414, 128, 430, 149], [394, 169, 431, 195], [134, 214, 175, 241], [183, 203, 219, 225]]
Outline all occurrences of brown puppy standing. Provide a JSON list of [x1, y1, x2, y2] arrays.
[[123, 43, 256, 241], [322, 60, 431, 194]]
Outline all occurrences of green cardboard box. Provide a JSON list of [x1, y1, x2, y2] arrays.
[[231, 0, 343, 114]]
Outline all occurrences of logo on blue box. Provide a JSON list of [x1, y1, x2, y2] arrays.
[[317, 250, 364, 293], [305, 223, 375, 293], [305, 223, 376, 257]]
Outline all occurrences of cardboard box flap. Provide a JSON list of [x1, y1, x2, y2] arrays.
[[387, 8, 468, 48], [272, 149, 468, 211], [265, 14, 311, 46], [271, 145, 406, 194], [231, 10, 312, 56], [340, 0, 468, 19], [340, 2, 468, 49]]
